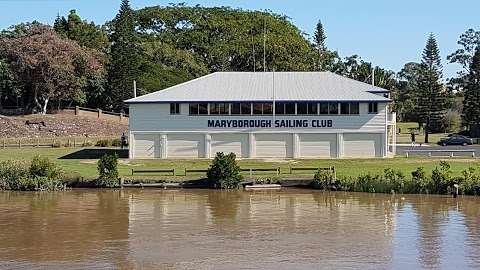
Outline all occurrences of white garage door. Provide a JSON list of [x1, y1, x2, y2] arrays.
[[211, 134, 248, 158], [134, 134, 159, 159], [255, 134, 292, 158], [299, 134, 336, 158], [343, 134, 379, 158], [167, 134, 204, 158]]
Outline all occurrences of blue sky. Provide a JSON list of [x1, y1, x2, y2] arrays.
[[0, 0, 478, 78]]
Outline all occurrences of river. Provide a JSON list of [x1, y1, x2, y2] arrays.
[[0, 189, 479, 269]]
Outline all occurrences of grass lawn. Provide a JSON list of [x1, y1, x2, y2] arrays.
[[396, 121, 449, 144], [0, 147, 479, 181]]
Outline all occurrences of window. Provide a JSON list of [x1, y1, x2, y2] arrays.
[[253, 103, 263, 115], [340, 103, 349, 115], [368, 102, 378, 114], [209, 103, 229, 115], [170, 103, 180, 115], [297, 103, 308, 115], [350, 103, 359, 115], [231, 103, 241, 114], [253, 103, 273, 115], [341, 102, 360, 115], [285, 103, 296, 114], [241, 103, 251, 115], [198, 103, 208, 115], [308, 103, 318, 115], [275, 102, 285, 115], [262, 103, 273, 115], [319, 103, 329, 115], [189, 103, 198, 115], [328, 103, 338, 115]]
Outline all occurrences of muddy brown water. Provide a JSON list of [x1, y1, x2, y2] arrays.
[[0, 189, 479, 270]]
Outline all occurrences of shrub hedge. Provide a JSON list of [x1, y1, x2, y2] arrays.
[[313, 161, 480, 195]]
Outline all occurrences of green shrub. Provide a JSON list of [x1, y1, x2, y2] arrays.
[[255, 177, 280, 185], [0, 160, 29, 190], [95, 139, 112, 147], [29, 155, 63, 180], [0, 158, 65, 191], [411, 167, 430, 193], [111, 138, 122, 147], [206, 152, 243, 189], [313, 169, 335, 189], [431, 161, 453, 194], [459, 167, 480, 195], [96, 152, 119, 187], [82, 140, 93, 147], [384, 168, 407, 193]]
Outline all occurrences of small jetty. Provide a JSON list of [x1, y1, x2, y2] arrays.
[[244, 184, 282, 191]]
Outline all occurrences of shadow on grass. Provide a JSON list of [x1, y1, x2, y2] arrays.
[[59, 148, 129, 159]]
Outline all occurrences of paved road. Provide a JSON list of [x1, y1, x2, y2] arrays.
[[396, 144, 480, 157]]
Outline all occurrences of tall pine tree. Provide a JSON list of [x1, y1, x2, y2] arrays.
[[462, 46, 480, 130], [107, 0, 142, 110], [313, 20, 327, 71], [416, 33, 448, 143]]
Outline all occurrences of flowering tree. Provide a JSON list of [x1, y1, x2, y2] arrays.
[[0, 25, 102, 114]]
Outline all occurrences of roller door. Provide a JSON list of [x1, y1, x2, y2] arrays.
[[167, 134, 204, 158], [211, 134, 248, 158], [134, 134, 159, 159], [255, 134, 292, 158], [299, 134, 336, 158], [343, 133, 379, 158]]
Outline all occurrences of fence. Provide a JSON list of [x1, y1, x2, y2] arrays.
[[53, 106, 128, 124], [131, 166, 335, 177], [1, 136, 119, 149], [405, 149, 476, 158]]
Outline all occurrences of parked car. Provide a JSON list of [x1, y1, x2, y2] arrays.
[[438, 135, 473, 146]]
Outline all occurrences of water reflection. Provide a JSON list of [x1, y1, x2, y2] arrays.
[[0, 189, 479, 269]]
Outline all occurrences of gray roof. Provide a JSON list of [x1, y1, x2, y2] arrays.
[[125, 72, 391, 103]]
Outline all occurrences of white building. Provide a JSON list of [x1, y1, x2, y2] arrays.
[[126, 72, 396, 159]]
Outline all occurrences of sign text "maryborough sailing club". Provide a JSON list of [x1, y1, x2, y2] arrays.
[[207, 119, 333, 128]]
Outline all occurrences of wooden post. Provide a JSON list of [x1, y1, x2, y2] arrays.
[[185, 168, 188, 176], [450, 152, 454, 158], [75, 106, 80, 116], [37, 138, 39, 147], [277, 167, 280, 175], [406, 152, 409, 158], [18, 139, 21, 149], [131, 169, 134, 176], [173, 168, 176, 176], [97, 108, 102, 119]]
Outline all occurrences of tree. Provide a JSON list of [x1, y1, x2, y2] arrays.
[[416, 33, 448, 142], [107, 0, 142, 110], [396, 62, 423, 122], [0, 25, 102, 114], [313, 20, 327, 71], [206, 152, 243, 189], [54, 10, 109, 52], [447, 29, 480, 92], [0, 59, 20, 109], [462, 46, 480, 129]]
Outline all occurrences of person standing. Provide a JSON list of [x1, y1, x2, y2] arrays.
[[410, 132, 416, 147], [121, 132, 127, 149]]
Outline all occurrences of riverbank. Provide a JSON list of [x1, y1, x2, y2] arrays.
[[0, 147, 478, 180]]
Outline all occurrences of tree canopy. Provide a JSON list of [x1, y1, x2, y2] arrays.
[[0, 25, 102, 113]]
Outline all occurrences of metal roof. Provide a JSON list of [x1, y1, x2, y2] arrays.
[[125, 72, 391, 103]]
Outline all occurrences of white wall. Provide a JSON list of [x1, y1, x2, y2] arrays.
[[129, 102, 387, 134]]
